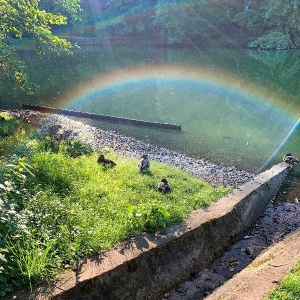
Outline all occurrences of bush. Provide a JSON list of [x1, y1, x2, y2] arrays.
[[0, 113, 31, 156]]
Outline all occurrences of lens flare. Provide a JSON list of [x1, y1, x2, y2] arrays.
[[259, 116, 300, 172]]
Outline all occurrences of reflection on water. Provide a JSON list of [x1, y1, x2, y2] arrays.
[[0, 47, 299, 175], [276, 168, 300, 203], [74, 81, 291, 173]]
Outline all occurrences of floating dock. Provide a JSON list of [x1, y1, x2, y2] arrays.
[[23, 104, 182, 131]]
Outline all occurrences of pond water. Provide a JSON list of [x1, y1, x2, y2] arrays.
[[0, 46, 299, 180]]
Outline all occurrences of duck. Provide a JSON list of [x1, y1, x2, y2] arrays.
[[97, 154, 116, 167], [157, 178, 172, 194], [283, 153, 299, 166], [138, 154, 150, 172]]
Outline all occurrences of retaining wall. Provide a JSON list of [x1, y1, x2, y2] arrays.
[[13, 163, 290, 300]]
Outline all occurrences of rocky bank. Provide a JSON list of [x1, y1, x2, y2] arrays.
[[2, 109, 254, 187]]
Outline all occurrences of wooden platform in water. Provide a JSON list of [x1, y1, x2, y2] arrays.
[[22, 104, 182, 131]]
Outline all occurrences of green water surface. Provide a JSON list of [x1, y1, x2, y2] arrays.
[[1, 47, 299, 174]]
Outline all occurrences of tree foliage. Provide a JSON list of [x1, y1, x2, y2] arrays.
[[0, 0, 81, 87], [89, 0, 242, 45], [1, 0, 300, 89], [100, 0, 156, 36], [96, 0, 299, 48], [234, 0, 300, 49], [153, 0, 205, 44]]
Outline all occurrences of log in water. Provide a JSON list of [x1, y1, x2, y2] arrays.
[[22, 104, 182, 131]]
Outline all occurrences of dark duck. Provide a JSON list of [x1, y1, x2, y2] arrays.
[[157, 178, 172, 194], [97, 154, 116, 167], [138, 154, 150, 172], [283, 153, 299, 166]]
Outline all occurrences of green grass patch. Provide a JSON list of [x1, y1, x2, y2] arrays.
[[0, 115, 231, 298], [264, 261, 300, 300]]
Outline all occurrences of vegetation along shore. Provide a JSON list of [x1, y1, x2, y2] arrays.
[[3, 109, 254, 186], [0, 109, 254, 298]]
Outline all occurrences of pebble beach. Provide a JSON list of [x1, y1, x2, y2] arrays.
[[2, 109, 254, 187]]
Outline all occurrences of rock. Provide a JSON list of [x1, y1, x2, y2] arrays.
[[243, 235, 254, 239], [245, 247, 254, 256]]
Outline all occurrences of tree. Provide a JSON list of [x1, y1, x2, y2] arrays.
[[0, 0, 81, 88], [153, 0, 240, 46], [40, 0, 81, 23], [233, 0, 300, 49], [101, 0, 156, 36]]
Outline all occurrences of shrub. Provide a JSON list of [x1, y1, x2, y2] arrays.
[[0, 114, 31, 156]]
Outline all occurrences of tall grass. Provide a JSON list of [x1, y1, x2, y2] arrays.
[[0, 112, 31, 156], [0, 114, 231, 298], [6, 233, 57, 291]]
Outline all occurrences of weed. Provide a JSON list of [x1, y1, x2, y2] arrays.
[[64, 139, 93, 158]]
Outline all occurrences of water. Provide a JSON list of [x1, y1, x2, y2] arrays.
[[0, 46, 299, 177]]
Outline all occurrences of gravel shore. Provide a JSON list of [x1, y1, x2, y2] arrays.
[[2, 109, 254, 187]]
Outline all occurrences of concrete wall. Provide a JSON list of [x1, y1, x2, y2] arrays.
[[13, 163, 290, 300]]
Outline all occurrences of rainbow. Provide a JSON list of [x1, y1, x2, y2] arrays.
[[55, 64, 298, 118], [52, 64, 299, 168]]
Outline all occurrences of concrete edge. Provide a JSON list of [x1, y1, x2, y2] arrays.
[[12, 163, 291, 300]]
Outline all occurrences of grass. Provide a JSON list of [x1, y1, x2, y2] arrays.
[[0, 112, 230, 298], [264, 261, 300, 300], [0, 112, 32, 156]]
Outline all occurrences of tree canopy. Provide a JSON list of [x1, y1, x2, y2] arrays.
[[1, 0, 300, 88], [80, 0, 299, 49], [234, 0, 300, 49], [0, 0, 81, 87]]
